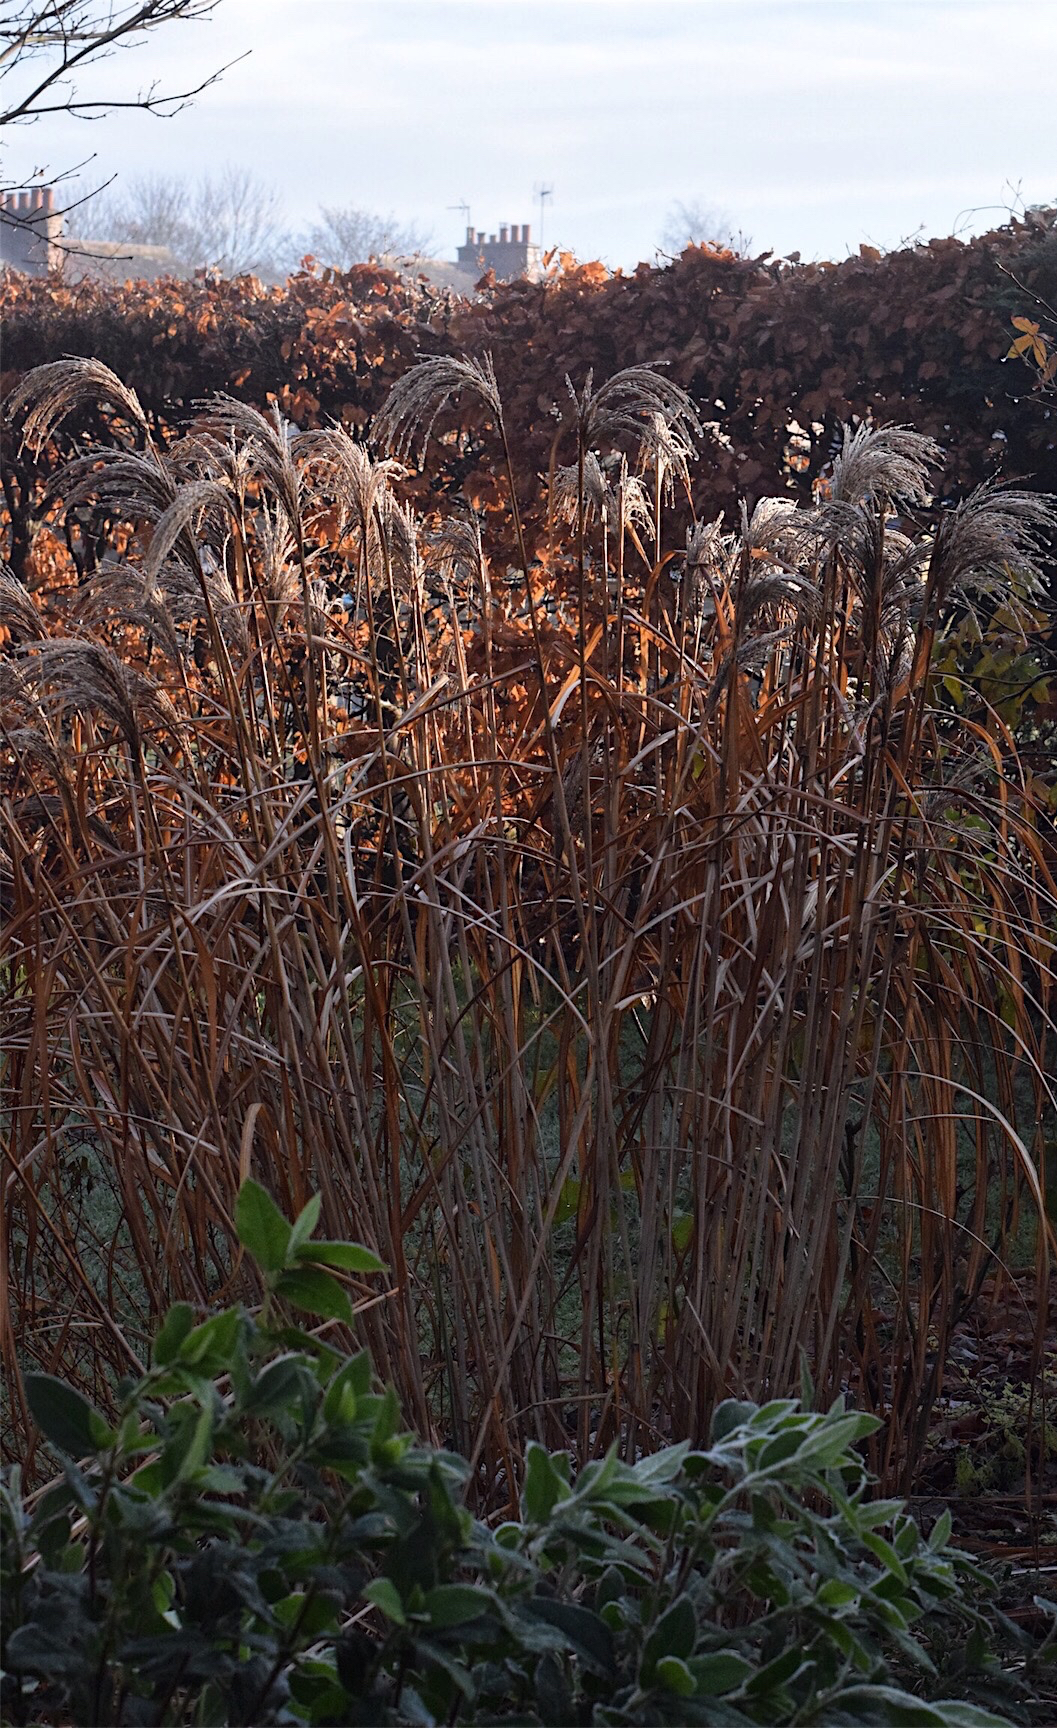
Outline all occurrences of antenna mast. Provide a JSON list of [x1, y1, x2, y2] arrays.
[[533, 182, 553, 252]]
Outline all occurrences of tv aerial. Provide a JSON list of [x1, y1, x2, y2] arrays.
[[448, 199, 471, 236], [533, 183, 554, 251]]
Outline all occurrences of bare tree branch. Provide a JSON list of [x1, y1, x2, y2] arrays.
[[0, 1, 241, 132]]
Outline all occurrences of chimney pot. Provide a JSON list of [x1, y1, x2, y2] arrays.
[[523, 223, 531, 243], [500, 225, 508, 243], [17, 191, 30, 214], [30, 188, 42, 211], [466, 224, 474, 243], [41, 188, 54, 212], [489, 233, 496, 244]]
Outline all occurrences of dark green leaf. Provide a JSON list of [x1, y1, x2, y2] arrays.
[[422, 1583, 496, 1627], [323, 1355, 368, 1425], [689, 1651, 754, 1695], [275, 1267, 353, 1324], [245, 1354, 306, 1412], [178, 1307, 242, 1373], [831, 1687, 953, 1723], [756, 1427, 807, 1473], [521, 1442, 569, 1522], [5, 1622, 88, 1680], [861, 1526, 909, 1586], [745, 1646, 809, 1695], [711, 1399, 757, 1443], [24, 1374, 110, 1457], [296, 1239, 386, 1274], [153, 1302, 195, 1366], [817, 1578, 859, 1609], [656, 1655, 697, 1697], [595, 1565, 627, 1610], [642, 1595, 696, 1678], [363, 1576, 405, 1625], [408, 1635, 475, 1701], [235, 1178, 292, 1271], [288, 1192, 323, 1256], [933, 1707, 1025, 1727], [796, 1412, 879, 1466], [174, 1402, 215, 1482], [927, 1509, 953, 1552], [525, 1597, 614, 1677], [534, 1651, 572, 1723]]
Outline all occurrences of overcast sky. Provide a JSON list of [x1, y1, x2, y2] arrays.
[[3, 0, 1055, 268]]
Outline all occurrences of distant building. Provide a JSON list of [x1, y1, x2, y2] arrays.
[[1, 185, 180, 281], [387, 222, 542, 299], [0, 188, 62, 274], [456, 222, 541, 283]]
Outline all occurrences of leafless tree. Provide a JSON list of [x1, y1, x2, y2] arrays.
[[303, 204, 433, 272], [188, 166, 286, 277], [72, 165, 288, 277], [74, 167, 190, 247], [661, 199, 750, 257]]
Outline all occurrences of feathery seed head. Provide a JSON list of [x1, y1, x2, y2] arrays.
[[372, 354, 503, 468], [294, 426, 404, 540], [928, 483, 1057, 614], [0, 568, 45, 643], [3, 358, 151, 455], [566, 366, 702, 472], [824, 423, 940, 511]]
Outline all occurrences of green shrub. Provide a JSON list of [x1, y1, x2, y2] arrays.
[[1, 1183, 1048, 1726]]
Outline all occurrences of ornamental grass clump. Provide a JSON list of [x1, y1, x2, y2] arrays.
[[1, 358, 1054, 1505]]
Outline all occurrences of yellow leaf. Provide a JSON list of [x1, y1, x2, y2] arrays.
[[1011, 316, 1040, 335], [1031, 338, 1048, 366]]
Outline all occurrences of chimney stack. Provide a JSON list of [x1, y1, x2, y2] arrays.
[[454, 217, 541, 284], [1, 182, 62, 275]]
